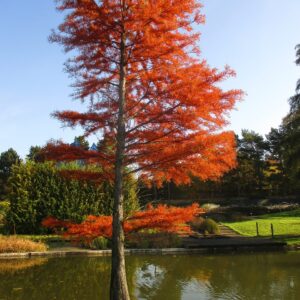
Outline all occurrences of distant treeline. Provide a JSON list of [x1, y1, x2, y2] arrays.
[[141, 127, 299, 202], [142, 44, 300, 201]]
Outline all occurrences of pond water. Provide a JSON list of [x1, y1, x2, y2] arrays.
[[0, 251, 299, 300]]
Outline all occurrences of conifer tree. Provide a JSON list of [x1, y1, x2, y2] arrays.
[[43, 1, 242, 298]]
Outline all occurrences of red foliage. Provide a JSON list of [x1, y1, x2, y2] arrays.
[[41, 0, 243, 186], [41, 216, 71, 229], [43, 203, 204, 242]]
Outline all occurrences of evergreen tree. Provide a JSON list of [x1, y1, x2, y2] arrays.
[[0, 148, 21, 199]]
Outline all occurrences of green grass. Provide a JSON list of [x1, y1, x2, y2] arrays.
[[223, 209, 300, 237], [282, 237, 300, 246]]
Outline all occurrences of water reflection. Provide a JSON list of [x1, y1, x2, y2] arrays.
[[0, 252, 299, 300], [0, 258, 47, 274]]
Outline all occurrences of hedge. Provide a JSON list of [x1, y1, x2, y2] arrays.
[[6, 162, 139, 234]]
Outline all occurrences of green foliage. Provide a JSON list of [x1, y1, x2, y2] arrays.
[[0, 201, 10, 229], [0, 201, 10, 215], [146, 122, 298, 201], [223, 209, 300, 236], [90, 237, 110, 250], [26, 146, 43, 162], [201, 218, 220, 235], [6, 161, 139, 234], [191, 218, 219, 235], [0, 148, 21, 200]]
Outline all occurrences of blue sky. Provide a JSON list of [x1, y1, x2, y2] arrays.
[[1, 0, 300, 157]]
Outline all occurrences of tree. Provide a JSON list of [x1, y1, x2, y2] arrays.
[[71, 136, 90, 150], [282, 45, 300, 182], [27, 146, 43, 162], [0, 148, 21, 199], [44, 1, 242, 298], [237, 130, 268, 195], [265, 44, 300, 194]]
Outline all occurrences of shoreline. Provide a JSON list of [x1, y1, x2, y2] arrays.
[[0, 244, 299, 259]]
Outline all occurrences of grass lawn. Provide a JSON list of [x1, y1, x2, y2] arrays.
[[281, 237, 300, 246], [223, 209, 300, 238]]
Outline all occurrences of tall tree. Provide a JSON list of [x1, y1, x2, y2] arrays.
[[267, 44, 300, 193], [282, 44, 300, 181], [238, 130, 268, 194], [27, 146, 43, 162], [0, 148, 21, 199], [44, 1, 242, 298]]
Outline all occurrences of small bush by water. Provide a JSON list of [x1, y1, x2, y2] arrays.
[[0, 236, 47, 253], [90, 237, 110, 250], [191, 218, 220, 235]]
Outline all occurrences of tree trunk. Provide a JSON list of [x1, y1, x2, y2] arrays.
[[110, 18, 130, 300]]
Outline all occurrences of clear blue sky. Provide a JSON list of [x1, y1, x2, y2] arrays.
[[1, 0, 300, 157]]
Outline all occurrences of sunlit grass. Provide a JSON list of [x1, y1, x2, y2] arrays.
[[223, 209, 300, 237], [281, 237, 300, 246], [0, 236, 47, 253]]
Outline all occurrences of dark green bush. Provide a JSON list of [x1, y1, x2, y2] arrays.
[[6, 162, 139, 234], [0, 201, 9, 219], [191, 217, 220, 235], [201, 218, 220, 235], [190, 217, 205, 232]]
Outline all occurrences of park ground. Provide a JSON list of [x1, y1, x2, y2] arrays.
[[1, 202, 299, 254], [222, 208, 300, 246]]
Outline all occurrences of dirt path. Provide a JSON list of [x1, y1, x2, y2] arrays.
[[218, 224, 241, 237]]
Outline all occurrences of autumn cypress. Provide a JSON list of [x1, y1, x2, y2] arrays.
[[43, 1, 242, 298]]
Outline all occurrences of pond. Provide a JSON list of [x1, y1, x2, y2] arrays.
[[0, 251, 299, 300]]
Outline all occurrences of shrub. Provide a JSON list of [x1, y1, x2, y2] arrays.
[[90, 237, 110, 250], [190, 217, 205, 232], [0, 236, 47, 253], [191, 217, 220, 235], [201, 218, 220, 235], [6, 161, 139, 234]]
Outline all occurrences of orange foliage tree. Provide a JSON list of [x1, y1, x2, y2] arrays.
[[44, 1, 242, 298], [42, 203, 204, 243]]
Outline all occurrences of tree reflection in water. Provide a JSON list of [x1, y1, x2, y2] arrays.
[[0, 252, 299, 300]]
